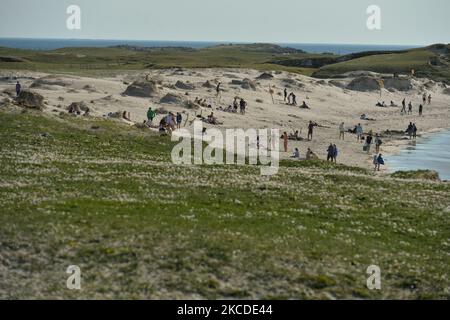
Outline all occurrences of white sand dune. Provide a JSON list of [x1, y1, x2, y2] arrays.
[[1, 68, 449, 172]]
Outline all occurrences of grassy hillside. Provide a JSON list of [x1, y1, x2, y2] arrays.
[[1, 43, 449, 82], [0, 44, 316, 77], [313, 45, 450, 83], [0, 107, 449, 299]]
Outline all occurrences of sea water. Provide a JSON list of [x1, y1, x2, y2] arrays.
[[388, 130, 450, 180]]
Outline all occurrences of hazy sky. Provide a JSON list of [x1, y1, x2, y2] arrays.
[[0, 0, 449, 45]]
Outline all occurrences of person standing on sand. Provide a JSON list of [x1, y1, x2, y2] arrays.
[[333, 144, 338, 163], [147, 107, 156, 123], [422, 93, 427, 105], [406, 122, 414, 139], [365, 133, 373, 154], [413, 123, 418, 139], [15, 81, 21, 97], [284, 88, 288, 102], [307, 121, 317, 141], [428, 94, 432, 105], [373, 154, 380, 171], [376, 154, 385, 171], [375, 134, 383, 154], [339, 122, 345, 140], [356, 123, 363, 143], [327, 144, 334, 162], [288, 92, 293, 105], [176, 112, 182, 130], [419, 104, 423, 116], [408, 101, 413, 115], [239, 98, 247, 115], [216, 82, 221, 95], [281, 132, 288, 152], [401, 99, 406, 114], [292, 93, 297, 106]]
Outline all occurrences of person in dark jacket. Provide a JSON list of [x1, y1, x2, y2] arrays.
[[15, 81, 21, 96]]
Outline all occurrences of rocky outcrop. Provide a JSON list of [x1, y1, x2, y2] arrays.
[[124, 81, 158, 97], [16, 91, 44, 109], [346, 77, 380, 92], [160, 93, 183, 104], [383, 78, 412, 91], [256, 72, 274, 80], [175, 81, 195, 90]]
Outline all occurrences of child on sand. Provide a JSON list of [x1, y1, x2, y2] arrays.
[[306, 148, 318, 160], [292, 148, 300, 159]]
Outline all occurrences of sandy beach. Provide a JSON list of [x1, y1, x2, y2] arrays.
[[1, 68, 449, 172]]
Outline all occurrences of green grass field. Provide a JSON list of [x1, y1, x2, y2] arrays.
[[1, 43, 449, 82], [0, 44, 317, 77], [313, 46, 450, 83], [0, 107, 449, 299]]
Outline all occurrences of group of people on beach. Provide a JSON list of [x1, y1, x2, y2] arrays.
[[284, 88, 310, 109], [144, 108, 183, 133], [405, 122, 418, 139]]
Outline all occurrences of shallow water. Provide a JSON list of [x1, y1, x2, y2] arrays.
[[388, 130, 450, 180]]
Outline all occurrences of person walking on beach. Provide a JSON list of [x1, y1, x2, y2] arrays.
[[356, 123, 363, 143], [284, 88, 288, 102], [419, 104, 423, 116], [412, 123, 418, 140], [281, 132, 289, 152], [408, 101, 413, 115], [375, 133, 383, 154], [339, 122, 345, 140], [15, 81, 21, 97], [406, 122, 414, 139], [307, 121, 317, 141], [401, 99, 406, 114], [422, 93, 427, 105]]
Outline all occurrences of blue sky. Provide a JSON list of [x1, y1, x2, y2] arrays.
[[0, 0, 449, 45]]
